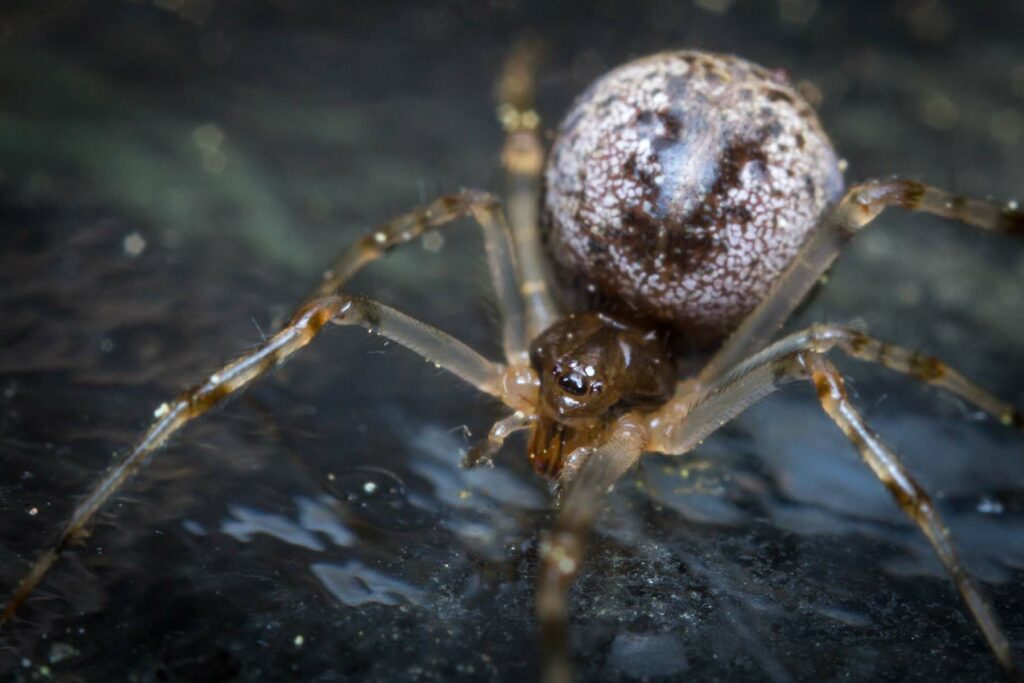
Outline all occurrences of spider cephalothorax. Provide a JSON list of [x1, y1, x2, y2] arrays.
[[527, 312, 674, 476], [5, 42, 1023, 683]]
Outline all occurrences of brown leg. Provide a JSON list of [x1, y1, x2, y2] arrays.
[[700, 179, 1024, 384], [310, 189, 530, 363], [2, 295, 507, 622], [537, 416, 648, 683], [497, 38, 561, 339], [647, 335, 1020, 677], [833, 326, 1024, 429], [653, 324, 1023, 454], [804, 352, 1019, 679]]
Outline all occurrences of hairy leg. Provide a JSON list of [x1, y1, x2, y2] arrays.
[[653, 323, 1023, 453], [497, 38, 560, 339], [647, 335, 1019, 676], [834, 326, 1024, 429], [309, 189, 530, 362], [2, 295, 510, 622], [804, 352, 1018, 677], [700, 179, 1024, 383], [538, 416, 648, 683]]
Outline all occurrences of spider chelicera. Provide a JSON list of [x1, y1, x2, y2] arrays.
[[3, 44, 1023, 682]]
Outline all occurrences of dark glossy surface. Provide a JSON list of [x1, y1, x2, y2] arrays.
[[1, 2, 1023, 681]]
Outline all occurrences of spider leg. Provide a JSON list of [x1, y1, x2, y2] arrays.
[[538, 416, 648, 683], [700, 179, 1024, 383], [463, 411, 535, 469], [647, 333, 1020, 677], [803, 353, 1019, 678], [2, 295, 511, 623], [497, 37, 561, 339], [833, 326, 1023, 429], [309, 189, 529, 363], [653, 324, 1023, 452]]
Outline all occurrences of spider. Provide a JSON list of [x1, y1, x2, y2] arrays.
[[3, 43, 1023, 682]]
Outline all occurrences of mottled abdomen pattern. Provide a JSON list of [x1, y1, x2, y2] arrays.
[[543, 51, 844, 346]]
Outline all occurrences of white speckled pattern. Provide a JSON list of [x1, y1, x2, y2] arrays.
[[543, 51, 844, 345]]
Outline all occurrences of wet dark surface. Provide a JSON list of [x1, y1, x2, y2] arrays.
[[1, 1, 1023, 681]]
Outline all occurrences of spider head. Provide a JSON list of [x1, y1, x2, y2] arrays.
[[545, 355, 616, 419], [530, 312, 675, 424]]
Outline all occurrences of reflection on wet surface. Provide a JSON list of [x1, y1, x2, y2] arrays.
[[312, 561, 426, 608], [1, 2, 1023, 681], [221, 498, 348, 552], [607, 632, 689, 678]]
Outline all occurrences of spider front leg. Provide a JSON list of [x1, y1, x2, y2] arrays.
[[2, 295, 513, 623], [702, 179, 1024, 382], [537, 416, 648, 683], [648, 331, 1021, 677]]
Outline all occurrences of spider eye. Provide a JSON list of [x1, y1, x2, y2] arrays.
[[557, 373, 587, 396]]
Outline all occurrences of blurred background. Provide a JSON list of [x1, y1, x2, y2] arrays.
[[1, 1, 1022, 681]]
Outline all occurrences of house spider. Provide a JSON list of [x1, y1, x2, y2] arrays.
[[4, 44, 1024, 682]]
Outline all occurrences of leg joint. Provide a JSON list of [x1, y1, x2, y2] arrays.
[[456, 188, 501, 211], [803, 323, 861, 353]]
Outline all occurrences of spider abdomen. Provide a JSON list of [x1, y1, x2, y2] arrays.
[[543, 51, 844, 346]]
